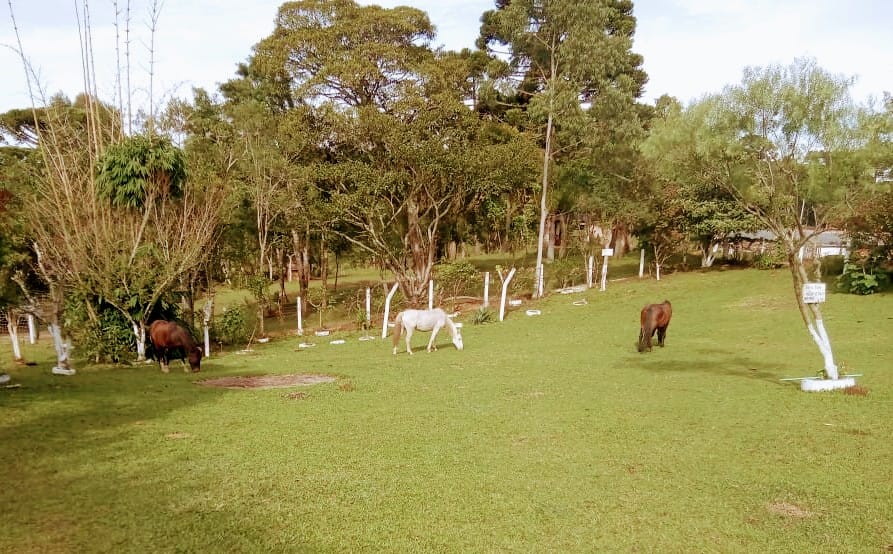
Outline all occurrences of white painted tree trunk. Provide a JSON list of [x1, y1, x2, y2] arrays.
[[381, 283, 400, 339], [499, 268, 517, 322], [203, 297, 213, 357], [6, 317, 22, 361], [48, 323, 75, 375], [806, 318, 838, 380], [133, 322, 147, 361]]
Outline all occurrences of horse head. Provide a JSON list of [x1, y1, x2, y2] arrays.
[[187, 346, 203, 372], [452, 330, 464, 351]]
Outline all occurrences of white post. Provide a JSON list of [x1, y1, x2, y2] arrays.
[[600, 248, 613, 292], [639, 248, 645, 278], [27, 314, 37, 344], [381, 283, 400, 339], [499, 267, 517, 322], [203, 297, 213, 358], [365, 287, 371, 329], [483, 272, 490, 307], [297, 296, 303, 336], [428, 280, 434, 310], [587, 255, 594, 288], [656, 261, 661, 281], [536, 265, 544, 297]]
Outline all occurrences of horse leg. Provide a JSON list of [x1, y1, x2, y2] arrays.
[[427, 324, 442, 352], [638, 327, 646, 353], [160, 349, 170, 373], [657, 325, 667, 347], [405, 327, 413, 355]]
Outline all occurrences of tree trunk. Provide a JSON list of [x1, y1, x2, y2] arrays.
[[545, 213, 555, 261], [6, 310, 23, 362], [787, 248, 839, 379], [534, 108, 554, 298], [133, 321, 147, 362], [556, 213, 568, 259], [400, 197, 435, 306], [291, 228, 311, 314]]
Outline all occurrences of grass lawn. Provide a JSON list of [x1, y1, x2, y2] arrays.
[[1, 266, 891, 552]]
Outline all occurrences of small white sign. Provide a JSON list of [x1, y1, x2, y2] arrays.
[[802, 283, 826, 304], [601, 248, 614, 257]]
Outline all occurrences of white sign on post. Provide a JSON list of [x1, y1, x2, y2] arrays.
[[601, 248, 614, 257], [802, 283, 826, 304]]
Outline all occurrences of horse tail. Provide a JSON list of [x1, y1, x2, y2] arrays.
[[638, 306, 652, 352], [392, 312, 403, 349]]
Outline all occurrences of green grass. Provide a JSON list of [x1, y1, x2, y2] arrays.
[[2, 267, 892, 552]]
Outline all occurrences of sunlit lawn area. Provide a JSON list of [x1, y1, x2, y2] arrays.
[[2, 265, 892, 552]]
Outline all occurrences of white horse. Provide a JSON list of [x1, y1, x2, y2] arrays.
[[392, 308, 463, 355]]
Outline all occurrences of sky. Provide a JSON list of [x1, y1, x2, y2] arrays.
[[1, 0, 890, 116]]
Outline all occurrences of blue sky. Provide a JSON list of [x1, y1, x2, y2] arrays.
[[1, 0, 890, 115]]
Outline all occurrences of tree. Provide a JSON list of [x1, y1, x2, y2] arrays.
[[240, 0, 540, 305], [649, 59, 879, 380], [641, 97, 758, 267], [317, 93, 539, 305], [478, 0, 646, 295], [0, 146, 36, 364]]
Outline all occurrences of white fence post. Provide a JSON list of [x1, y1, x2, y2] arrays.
[[483, 272, 490, 307], [297, 296, 303, 336], [365, 287, 371, 329], [639, 248, 645, 278], [27, 314, 37, 344], [428, 280, 434, 310], [381, 283, 400, 339], [499, 268, 517, 322]]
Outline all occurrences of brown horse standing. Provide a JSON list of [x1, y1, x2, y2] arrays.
[[148, 320, 203, 372], [638, 300, 672, 353]]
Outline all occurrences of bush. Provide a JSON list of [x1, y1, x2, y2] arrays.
[[547, 257, 587, 289], [65, 303, 136, 364], [752, 243, 786, 270], [472, 307, 495, 325], [435, 260, 480, 302], [820, 255, 846, 277], [837, 260, 890, 295], [214, 306, 249, 345]]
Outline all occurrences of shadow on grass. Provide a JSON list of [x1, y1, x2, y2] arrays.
[[0, 365, 229, 467], [624, 346, 786, 383]]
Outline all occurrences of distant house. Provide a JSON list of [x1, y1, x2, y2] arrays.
[[723, 229, 848, 260]]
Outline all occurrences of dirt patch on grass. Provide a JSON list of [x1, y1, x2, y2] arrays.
[[767, 501, 813, 519], [197, 374, 336, 389]]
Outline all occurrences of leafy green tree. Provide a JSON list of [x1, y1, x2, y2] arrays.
[[235, 0, 539, 305], [0, 146, 37, 363], [641, 98, 757, 267], [648, 59, 879, 380], [478, 0, 646, 295]]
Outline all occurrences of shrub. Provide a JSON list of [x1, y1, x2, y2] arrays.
[[435, 260, 480, 303], [472, 307, 495, 325], [837, 260, 890, 295], [214, 306, 249, 345], [752, 243, 786, 270], [547, 257, 587, 289]]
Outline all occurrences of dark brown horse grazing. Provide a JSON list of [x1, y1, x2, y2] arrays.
[[148, 320, 202, 372], [638, 300, 672, 353]]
